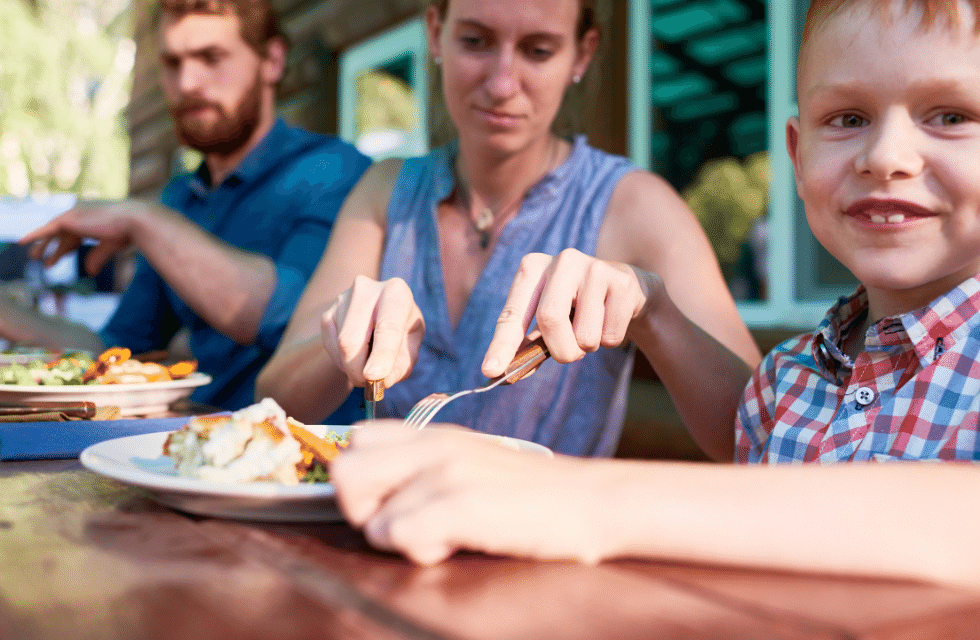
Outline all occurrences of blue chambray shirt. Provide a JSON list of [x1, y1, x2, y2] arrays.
[[100, 119, 371, 414]]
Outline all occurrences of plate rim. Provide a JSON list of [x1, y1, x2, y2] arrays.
[[0, 371, 212, 394], [79, 429, 338, 501]]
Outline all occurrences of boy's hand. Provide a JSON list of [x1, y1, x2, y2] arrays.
[[329, 422, 604, 566]]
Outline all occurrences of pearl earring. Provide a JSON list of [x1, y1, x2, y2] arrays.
[[572, 74, 581, 84], [434, 56, 442, 65]]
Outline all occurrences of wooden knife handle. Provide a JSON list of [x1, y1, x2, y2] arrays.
[[499, 336, 550, 385], [364, 379, 385, 402], [0, 401, 96, 418]]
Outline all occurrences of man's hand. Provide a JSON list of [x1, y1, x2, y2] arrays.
[[481, 249, 664, 378], [321, 275, 426, 389], [20, 200, 162, 276]]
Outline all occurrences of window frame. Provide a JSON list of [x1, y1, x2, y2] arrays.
[[338, 18, 430, 160], [628, 0, 849, 330]]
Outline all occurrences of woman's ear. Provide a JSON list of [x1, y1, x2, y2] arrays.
[[571, 28, 599, 84], [426, 6, 443, 63]]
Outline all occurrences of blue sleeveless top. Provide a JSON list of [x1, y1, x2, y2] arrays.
[[379, 136, 636, 456]]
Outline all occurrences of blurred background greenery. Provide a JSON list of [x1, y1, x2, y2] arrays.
[[0, 0, 134, 200]]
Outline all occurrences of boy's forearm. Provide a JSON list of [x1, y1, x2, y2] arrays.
[[592, 460, 980, 588]]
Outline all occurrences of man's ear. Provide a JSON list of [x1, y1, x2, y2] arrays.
[[786, 116, 804, 194], [261, 37, 287, 85]]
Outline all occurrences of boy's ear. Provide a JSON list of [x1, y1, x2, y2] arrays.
[[785, 117, 804, 194]]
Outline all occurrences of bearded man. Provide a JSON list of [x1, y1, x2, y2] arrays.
[[2, 0, 371, 412]]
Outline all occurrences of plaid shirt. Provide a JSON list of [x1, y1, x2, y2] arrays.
[[736, 274, 980, 463]]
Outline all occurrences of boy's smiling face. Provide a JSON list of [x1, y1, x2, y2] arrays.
[[788, 1, 980, 318]]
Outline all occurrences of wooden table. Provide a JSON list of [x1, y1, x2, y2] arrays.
[[3, 459, 980, 640]]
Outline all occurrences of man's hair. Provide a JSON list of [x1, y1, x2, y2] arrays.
[[802, 0, 980, 45], [157, 0, 289, 55], [429, 0, 599, 41]]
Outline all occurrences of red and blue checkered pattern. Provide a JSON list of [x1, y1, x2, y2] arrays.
[[736, 275, 980, 463]]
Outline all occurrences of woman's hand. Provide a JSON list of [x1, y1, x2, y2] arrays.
[[481, 249, 664, 378], [321, 275, 426, 389], [330, 422, 604, 566]]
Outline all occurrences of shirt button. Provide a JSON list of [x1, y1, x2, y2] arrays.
[[855, 386, 876, 406]]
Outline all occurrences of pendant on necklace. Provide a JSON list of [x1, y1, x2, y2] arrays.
[[475, 207, 494, 250]]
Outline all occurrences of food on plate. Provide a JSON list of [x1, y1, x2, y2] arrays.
[[0, 351, 94, 385], [163, 398, 348, 484], [83, 347, 198, 384], [0, 346, 198, 386]]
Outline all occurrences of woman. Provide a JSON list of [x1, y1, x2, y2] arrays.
[[256, 0, 760, 458]]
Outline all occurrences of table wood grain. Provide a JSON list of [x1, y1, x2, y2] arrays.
[[2, 459, 979, 640]]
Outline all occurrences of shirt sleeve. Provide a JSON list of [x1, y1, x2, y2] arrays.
[[99, 254, 181, 354], [253, 145, 372, 351], [734, 350, 779, 463]]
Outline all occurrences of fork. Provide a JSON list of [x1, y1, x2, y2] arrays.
[[402, 336, 550, 430]]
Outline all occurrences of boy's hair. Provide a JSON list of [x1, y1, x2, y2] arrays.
[[803, 0, 980, 45], [156, 0, 289, 56]]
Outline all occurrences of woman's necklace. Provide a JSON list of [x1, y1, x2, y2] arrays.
[[456, 141, 558, 250]]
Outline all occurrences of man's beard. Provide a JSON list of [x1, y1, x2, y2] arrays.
[[169, 74, 263, 156]]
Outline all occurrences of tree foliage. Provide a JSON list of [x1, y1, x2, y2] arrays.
[[0, 0, 133, 199]]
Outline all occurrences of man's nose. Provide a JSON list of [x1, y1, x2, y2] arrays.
[[854, 111, 924, 180], [175, 60, 206, 96]]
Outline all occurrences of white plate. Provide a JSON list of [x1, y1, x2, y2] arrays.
[[80, 426, 553, 523], [0, 372, 212, 416], [80, 429, 343, 522], [0, 348, 69, 365]]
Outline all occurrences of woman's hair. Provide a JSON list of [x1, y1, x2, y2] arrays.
[[430, 0, 598, 42], [802, 0, 980, 45], [156, 0, 289, 55]]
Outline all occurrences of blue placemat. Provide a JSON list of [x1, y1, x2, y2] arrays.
[[0, 417, 194, 460]]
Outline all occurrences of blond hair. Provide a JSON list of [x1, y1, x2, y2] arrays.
[[802, 0, 980, 45]]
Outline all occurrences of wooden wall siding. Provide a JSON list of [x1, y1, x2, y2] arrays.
[[127, 0, 627, 198]]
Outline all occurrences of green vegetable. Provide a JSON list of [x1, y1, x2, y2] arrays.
[[302, 462, 331, 483]]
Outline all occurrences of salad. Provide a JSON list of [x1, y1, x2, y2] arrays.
[[0, 347, 197, 386]]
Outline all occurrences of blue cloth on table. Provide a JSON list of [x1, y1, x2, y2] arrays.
[[0, 417, 200, 460]]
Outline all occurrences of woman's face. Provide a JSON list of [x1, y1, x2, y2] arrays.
[[427, 0, 596, 154]]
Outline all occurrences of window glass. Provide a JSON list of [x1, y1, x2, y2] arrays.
[[339, 20, 429, 161], [643, 0, 858, 312], [648, 0, 769, 301]]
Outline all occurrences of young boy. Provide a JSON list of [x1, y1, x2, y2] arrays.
[[738, 0, 980, 463], [328, 0, 980, 587]]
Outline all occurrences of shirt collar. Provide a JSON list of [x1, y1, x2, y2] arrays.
[[813, 273, 980, 376], [436, 135, 586, 209], [188, 118, 294, 197]]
